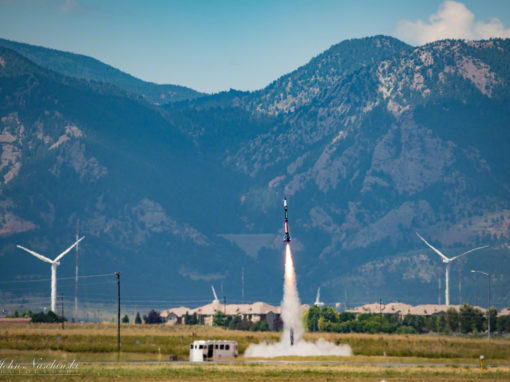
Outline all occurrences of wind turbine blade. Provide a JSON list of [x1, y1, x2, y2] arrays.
[[54, 236, 85, 263], [416, 232, 450, 262], [16, 245, 53, 264], [450, 245, 489, 261]]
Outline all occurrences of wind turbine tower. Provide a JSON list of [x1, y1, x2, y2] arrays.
[[416, 233, 487, 306], [314, 287, 324, 307], [17, 237, 85, 312]]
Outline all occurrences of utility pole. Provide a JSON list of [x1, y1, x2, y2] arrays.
[[471, 270, 491, 340], [458, 266, 462, 305], [74, 219, 79, 321], [241, 268, 245, 303], [115, 272, 120, 352], [61, 293, 64, 330], [379, 298, 382, 331], [488, 273, 491, 341], [223, 296, 227, 329]]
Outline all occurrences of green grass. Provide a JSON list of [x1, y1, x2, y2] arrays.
[[1, 362, 509, 381], [334, 332, 510, 359], [1, 324, 509, 381]]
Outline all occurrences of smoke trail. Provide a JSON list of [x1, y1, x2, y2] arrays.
[[245, 244, 352, 358], [281, 243, 304, 346]]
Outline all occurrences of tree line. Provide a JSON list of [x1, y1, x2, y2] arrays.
[[211, 311, 270, 331], [305, 304, 510, 334], [6, 310, 65, 323]]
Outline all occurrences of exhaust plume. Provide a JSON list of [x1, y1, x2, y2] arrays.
[[245, 244, 352, 357]]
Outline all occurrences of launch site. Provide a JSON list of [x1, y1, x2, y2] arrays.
[[2, 0, 510, 381]]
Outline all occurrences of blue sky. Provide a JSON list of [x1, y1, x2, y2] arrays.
[[1, 0, 509, 93]]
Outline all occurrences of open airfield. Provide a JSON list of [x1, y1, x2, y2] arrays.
[[1, 323, 510, 381]]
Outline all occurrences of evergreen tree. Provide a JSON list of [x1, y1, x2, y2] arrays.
[[135, 312, 142, 324], [143, 309, 163, 324], [122, 314, 129, 323]]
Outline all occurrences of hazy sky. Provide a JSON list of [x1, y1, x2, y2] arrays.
[[1, 0, 510, 93]]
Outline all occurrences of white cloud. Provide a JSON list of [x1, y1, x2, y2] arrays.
[[395, 1, 510, 45]]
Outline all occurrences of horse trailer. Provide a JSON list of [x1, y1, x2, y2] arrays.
[[189, 340, 238, 362]]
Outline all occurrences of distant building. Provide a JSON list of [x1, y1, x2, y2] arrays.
[[161, 301, 293, 330], [347, 302, 413, 317], [160, 306, 190, 325], [347, 302, 487, 316]]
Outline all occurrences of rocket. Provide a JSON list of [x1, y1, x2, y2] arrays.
[[283, 197, 291, 243], [284, 197, 294, 346]]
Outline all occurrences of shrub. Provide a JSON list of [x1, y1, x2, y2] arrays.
[[212, 311, 227, 327], [31, 311, 65, 323], [397, 325, 417, 334], [251, 320, 269, 332]]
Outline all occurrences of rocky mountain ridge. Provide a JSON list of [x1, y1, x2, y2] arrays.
[[1, 36, 510, 309], [0, 38, 204, 104]]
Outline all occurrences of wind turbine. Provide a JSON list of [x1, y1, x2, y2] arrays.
[[17, 237, 85, 313], [211, 285, 220, 304], [416, 233, 487, 306], [314, 287, 324, 307]]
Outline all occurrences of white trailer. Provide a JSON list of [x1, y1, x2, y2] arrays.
[[189, 340, 238, 362]]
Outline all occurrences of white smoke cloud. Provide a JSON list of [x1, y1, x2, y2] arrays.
[[245, 337, 352, 358], [245, 244, 352, 358], [395, 1, 510, 45]]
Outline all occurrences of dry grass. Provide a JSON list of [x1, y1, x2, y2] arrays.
[[1, 323, 509, 362], [1, 362, 509, 381], [1, 324, 509, 381], [304, 332, 510, 360], [0, 323, 280, 358]]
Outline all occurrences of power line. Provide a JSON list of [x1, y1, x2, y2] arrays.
[[0, 273, 114, 285], [0, 281, 117, 291]]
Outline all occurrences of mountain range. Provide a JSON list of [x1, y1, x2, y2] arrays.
[[1, 36, 509, 314]]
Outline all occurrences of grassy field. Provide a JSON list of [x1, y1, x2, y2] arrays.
[[1, 323, 509, 360], [1, 362, 510, 381], [1, 323, 509, 380]]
